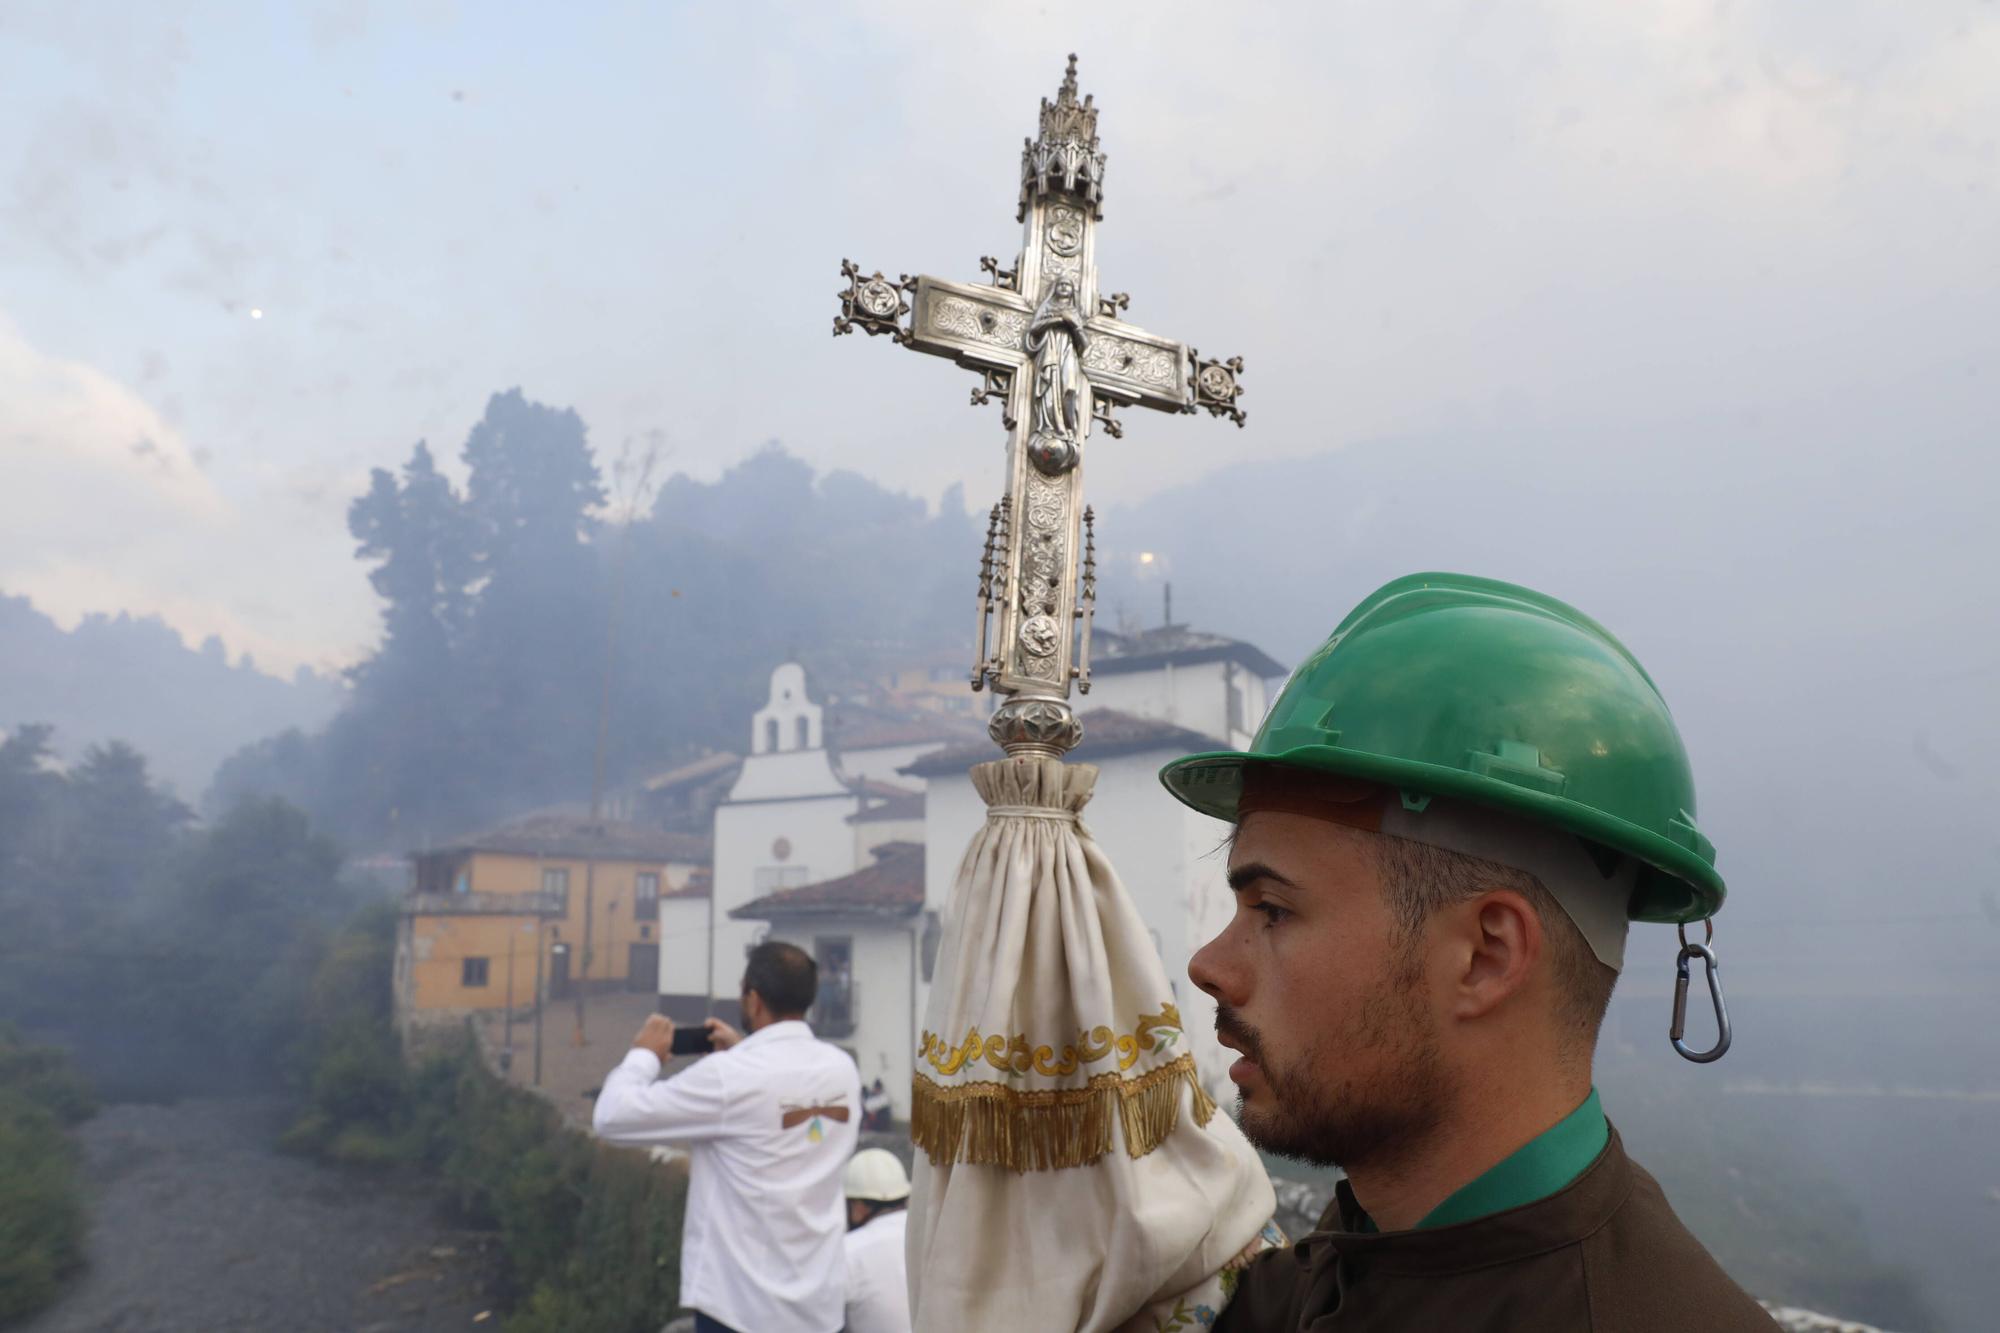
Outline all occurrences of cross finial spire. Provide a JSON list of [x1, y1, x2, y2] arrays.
[[1021, 52, 1106, 220]]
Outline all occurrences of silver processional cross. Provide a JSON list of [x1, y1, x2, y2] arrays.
[[835, 55, 1246, 758]]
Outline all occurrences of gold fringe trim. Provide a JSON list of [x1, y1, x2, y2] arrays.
[[920, 1002, 1189, 1078], [911, 1054, 1217, 1173]]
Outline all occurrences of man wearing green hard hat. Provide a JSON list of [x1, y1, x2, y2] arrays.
[[1165, 573, 1771, 1330]]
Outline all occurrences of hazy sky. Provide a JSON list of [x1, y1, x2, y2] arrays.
[[2, 1, 1996, 674]]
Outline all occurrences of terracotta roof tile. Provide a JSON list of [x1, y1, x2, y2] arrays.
[[421, 813, 712, 865], [728, 843, 924, 921], [828, 708, 988, 751], [845, 776, 920, 800], [638, 751, 742, 792], [898, 709, 1223, 779], [848, 791, 925, 824], [1090, 627, 1287, 679]]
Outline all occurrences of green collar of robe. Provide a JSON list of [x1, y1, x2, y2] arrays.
[[1358, 1088, 1609, 1233]]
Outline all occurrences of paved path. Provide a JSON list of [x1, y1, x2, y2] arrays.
[[478, 990, 667, 1128]]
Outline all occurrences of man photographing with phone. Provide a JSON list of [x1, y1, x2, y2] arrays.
[[593, 940, 861, 1333]]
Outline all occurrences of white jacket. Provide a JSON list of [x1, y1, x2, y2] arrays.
[[593, 1020, 861, 1333], [843, 1208, 912, 1333]]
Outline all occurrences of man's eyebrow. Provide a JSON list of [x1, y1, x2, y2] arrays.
[[1226, 861, 1297, 894]]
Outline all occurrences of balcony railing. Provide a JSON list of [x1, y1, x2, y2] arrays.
[[403, 890, 564, 917]]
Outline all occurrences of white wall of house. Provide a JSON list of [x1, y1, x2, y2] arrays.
[[921, 772, 985, 919], [1077, 750, 1239, 1107], [853, 814, 925, 863], [712, 793, 855, 1001], [658, 894, 713, 1016], [918, 748, 1238, 1105], [762, 915, 923, 1118], [835, 740, 947, 789], [1085, 659, 1273, 751]]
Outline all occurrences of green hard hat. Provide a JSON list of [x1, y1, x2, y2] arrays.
[[1160, 572, 1722, 924]]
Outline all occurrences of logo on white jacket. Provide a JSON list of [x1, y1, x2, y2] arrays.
[[779, 1098, 852, 1143]]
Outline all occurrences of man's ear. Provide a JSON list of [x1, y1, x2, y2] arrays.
[[1451, 889, 1543, 1020]]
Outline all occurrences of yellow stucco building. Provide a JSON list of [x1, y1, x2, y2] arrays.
[[393, 813, 709, 1028]]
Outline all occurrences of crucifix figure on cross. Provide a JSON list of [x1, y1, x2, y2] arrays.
[[835, 54, 1247, 759]]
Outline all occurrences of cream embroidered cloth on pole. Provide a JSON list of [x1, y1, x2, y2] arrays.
[[907, 756, 1277, 1332]]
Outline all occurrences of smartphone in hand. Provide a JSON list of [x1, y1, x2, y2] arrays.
[[669, 1025, 715, 1057]]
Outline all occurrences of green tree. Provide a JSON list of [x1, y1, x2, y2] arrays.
[[0, 726, 65, 948], [350, 441, 479, 656], [456, 389, 609, 811], [62, 742, 191, 926], [611, 445, 976, 766], [206, 726, 320, 819], [143, 798, 350, 1083], [461, 390, 605, 576], [206, 411, 980, 851], [329, 441, 483, 845]]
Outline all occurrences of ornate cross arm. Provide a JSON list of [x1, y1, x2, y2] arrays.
[[833, 260, 912, 342], [1191, 351, 1248, 427], [834, 56, 1251, 759]]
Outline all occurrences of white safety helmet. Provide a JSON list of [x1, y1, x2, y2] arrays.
[[843, 1148, 911, 1203]]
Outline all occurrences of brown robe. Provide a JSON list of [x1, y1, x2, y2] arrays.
[[1216, 1128, 1774, 1331]]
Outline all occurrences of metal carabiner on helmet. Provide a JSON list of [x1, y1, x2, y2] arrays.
[[1669, 919, 1731, 1063]]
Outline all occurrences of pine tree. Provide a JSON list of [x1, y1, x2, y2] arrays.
[[457, 389, 609, 811], [342, 441, 480, 844], [63, 742, 191, 924]]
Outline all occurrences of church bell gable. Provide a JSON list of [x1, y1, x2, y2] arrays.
[[750, 663, 824, 755]]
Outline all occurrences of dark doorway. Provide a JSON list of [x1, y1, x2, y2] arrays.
[[812, 936, 855, 1038], [627, 943, 659, 992]]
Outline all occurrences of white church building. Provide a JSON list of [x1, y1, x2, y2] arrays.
[[664, 627, 1287, 1117], [657, 664, 966, 1023]]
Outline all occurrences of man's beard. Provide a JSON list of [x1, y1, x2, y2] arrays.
[[1215, 955, 1447, 1171]]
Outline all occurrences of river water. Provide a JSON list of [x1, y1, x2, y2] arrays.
[[22, 1097, 503, 1333]]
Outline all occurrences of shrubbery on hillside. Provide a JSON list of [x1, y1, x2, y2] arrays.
[[0, 1028, 96, 1328], [285, 911, 688, 1333]]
